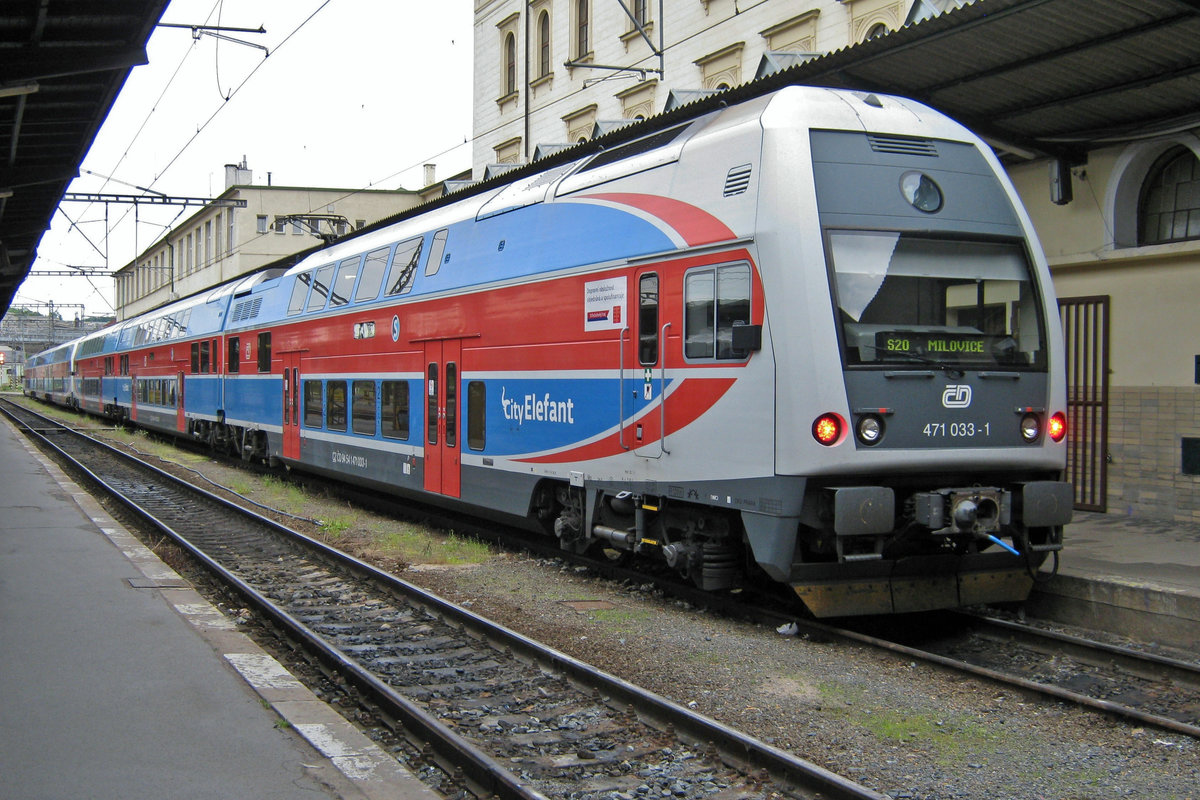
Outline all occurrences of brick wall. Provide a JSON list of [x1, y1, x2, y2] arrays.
[[1103, 386, 1200, 522]]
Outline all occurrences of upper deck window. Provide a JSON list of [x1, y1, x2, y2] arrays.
[[330, 256, 361, 307], [288, 272, 311, 315], [386, 237, 425, 296], [306, 264, 336, 312], [356, 246, 391, 302]]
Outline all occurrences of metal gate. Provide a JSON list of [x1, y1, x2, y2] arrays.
[[1057, 295, 1110, 511]]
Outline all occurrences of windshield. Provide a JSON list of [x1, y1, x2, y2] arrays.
[[828, 231, 1046, 370]]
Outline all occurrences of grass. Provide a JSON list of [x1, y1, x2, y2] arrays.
[[815, 681, 1001, 764], [587, 605, 654, 636], [371, 522, 492, 566]]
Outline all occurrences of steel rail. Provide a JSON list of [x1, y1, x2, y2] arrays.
[[1, 398, 886, 800]]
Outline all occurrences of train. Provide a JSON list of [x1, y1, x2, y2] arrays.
[[24, 84, 1072, 617]]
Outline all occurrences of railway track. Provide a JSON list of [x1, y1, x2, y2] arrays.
[[834, 610, 1200, 740], [0, 397, 885, 800], [714, 595, 1200, 746]]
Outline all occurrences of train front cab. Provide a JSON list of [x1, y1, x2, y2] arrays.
[[751, 94, 1071, 617]]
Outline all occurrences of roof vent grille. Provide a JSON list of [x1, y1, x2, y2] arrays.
[[232, 297, 263, 322], [723, 163, 753, 197], [868, 134, 938, 157]]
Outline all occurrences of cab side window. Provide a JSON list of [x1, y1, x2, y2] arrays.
[[684, 263, 751, 360]]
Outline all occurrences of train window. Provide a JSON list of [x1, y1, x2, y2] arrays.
[[639, 273, 659, 365], [330, 256, 360, 307], [327, 381, 348, 431], [427, 364, 438, 445], [445, 363, 457, 448], [200, 340, 210, 373], [257, 332, 271, 372], [381, 381, 410, 439], [684, 272, 714, 358], [467, 381, 485, 451], [227, 337, 240, 373], [356, 246, 391, 302], [288, 272, 312, 315], [352, 381, 376, 435], [684, 264, 751, 360], [425, 229, 448, 277], [190, 343, 200, 373], [385, 237, 425, 296], [306, 264, 336, 312], [716, 266, 751, 358], [828, 232, 1046, 369], [304, 381, 323, 427]]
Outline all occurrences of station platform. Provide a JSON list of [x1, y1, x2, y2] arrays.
[[1029, 511, 1200, 652], [0, 415, 439, 800]]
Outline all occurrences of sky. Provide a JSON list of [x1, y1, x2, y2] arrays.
[[16, 0, 474, 319]]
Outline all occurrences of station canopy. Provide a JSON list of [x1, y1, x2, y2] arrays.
[[3, 0, 1200, 317], [0, 1, 167, 317]]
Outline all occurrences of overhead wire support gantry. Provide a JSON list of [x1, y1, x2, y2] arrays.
[[61, 193, 247, 208]]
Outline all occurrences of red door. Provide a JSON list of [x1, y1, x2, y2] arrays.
[[282, 352, 301, 460], [423, 339, 461, 497], [176, 371, 186, 432]]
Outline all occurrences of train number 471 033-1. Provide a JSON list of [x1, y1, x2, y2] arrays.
[[923, 422, 992, 437]]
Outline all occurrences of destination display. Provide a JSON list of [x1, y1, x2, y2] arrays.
[[874, 331, 998, 362]]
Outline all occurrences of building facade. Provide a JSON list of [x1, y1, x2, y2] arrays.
[[112, 162, 422, 320], [472, 0, 923, 175], [1009, 139, 1200, 523]]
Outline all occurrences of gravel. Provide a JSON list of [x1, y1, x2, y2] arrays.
[[403, 556, 1198, 800]]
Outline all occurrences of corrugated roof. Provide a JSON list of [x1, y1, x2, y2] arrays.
[[770, 0, 1200, 159], [0, 0, 168, 316]]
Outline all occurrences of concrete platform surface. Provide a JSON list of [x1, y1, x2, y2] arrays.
[[0, 416, 438, 800], [1031, 510, 1200, 651]]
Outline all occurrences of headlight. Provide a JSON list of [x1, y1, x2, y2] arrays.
[[856, 414, 884, 445], [1020, 413, 1040, 442]]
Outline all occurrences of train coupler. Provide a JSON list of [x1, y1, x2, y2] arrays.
[[913, 487, 1011, 534]]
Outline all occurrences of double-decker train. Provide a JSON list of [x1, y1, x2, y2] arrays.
[[24, 85, 1072, 617]]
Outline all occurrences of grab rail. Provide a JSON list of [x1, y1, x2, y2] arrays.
[[619, 326, 630, 451], [660, 322, 671, 455]]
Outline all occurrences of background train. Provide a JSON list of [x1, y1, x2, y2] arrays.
[[24, 85, 1072, 617]]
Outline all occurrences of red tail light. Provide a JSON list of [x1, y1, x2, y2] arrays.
[[812, 413, 844, 446], [1047, 412, 1067, 443]]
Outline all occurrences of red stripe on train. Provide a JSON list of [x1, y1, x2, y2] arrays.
[[580, 193, 737, 247]]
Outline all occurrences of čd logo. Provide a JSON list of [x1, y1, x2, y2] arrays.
[[942, 385, 973, 408]]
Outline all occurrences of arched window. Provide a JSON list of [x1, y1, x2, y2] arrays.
[[504, 32, 517, 96], [576, 0, 589, 59], [1139, 146, 1200, 245], [538, 11, 551, 78], [866, 22, 890, 40]]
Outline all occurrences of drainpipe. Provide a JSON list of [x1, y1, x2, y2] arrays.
[[524, 1, 531, 161]]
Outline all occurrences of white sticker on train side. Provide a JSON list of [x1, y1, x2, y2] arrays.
[[583, 276, 627, 331]]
